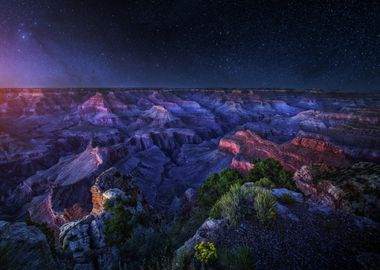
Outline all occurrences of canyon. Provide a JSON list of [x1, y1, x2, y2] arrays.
[[1, 88, 380, 227]]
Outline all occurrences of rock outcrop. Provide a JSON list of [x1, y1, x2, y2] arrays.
[[59, 169, 150, 270], [219, 130, 351, 173], [175, 183, 380, 270], [294, 162, 380, 222], [91, 167, 137, 214], [0, 220, 56, 269]]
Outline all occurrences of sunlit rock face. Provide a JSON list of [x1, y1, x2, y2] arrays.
[[219, 130, 351, 173], [0, 88, 379, 225]]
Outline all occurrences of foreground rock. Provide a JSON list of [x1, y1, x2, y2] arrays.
[[294, 162, 380, 222], [175, 184, 380, 270], [0, 220, 56, 269], [59, 168, 151, 270]]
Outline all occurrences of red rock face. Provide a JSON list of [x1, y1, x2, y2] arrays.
[[231, 157, 254, 175], [219, 130, 351, 173], [290, 137, 345, 157]]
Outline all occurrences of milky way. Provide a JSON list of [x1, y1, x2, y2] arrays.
[[0, 0, 379, 91]]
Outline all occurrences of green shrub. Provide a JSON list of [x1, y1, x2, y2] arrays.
[[254, 188, 277, 225], [198, 169, 242, 208], [277, 193, 295, 204], [104, 204, 137, 245], [103, 199, 114, 210], [194, 241, 217, 264], [210, 201, 222, 219], [211, 184, 244, 225], [219, 246, 255, 270], [246, 159, 295, 190], [255, 177, 275, 189]]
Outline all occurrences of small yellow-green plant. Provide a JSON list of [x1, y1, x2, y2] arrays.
[[254, 188, 277, 225], [255, 177, 275, 189], [194, 241, 217, 264]]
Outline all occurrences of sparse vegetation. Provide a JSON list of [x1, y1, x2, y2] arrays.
[[194, 241, 217, 265], [210, 184, 245, 225], [254, 188, 277, 225], [219, 246, 255, 270], [246, 158, 295, 190], [104, 198, 139, 245], [198, 168, 242, 208], [255, 177, 275, 188]]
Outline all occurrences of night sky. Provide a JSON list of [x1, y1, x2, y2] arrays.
[[0, 0, 379, 91]]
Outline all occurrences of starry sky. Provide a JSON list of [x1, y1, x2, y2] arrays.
[[0, 0, 379, 91]]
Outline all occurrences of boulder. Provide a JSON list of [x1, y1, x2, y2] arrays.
[[0, 221, 56, 270]]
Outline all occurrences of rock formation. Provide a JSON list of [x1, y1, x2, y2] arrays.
[[0, 220, 56, 269], [1, 88, 379, 224], [219, 130, 351, 173], [174, 183, 380, 269], [294, 162, 380, 222], [59, 168, 150, 270]]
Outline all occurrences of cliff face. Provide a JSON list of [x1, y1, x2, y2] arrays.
[[1, 88, 379, 224], [59, 168, 150, 270], [294, 162, 380, 222], [219, 130, 351, 173]]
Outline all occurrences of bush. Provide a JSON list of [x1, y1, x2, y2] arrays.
[[255, 177, 275, 189], [104, 204, 137, 245], [198, 169, 242, 208], [219, 246, 255, 270], [210, 201, 222, 219], [211, 184, 244, 225], [246, 159, 295, 190], [254, 188, 277, 225], [194, 241, 217, 264], [277, 193, 295, 204]]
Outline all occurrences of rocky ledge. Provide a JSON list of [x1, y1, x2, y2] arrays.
[[175, 184, 380, 270], [219, 130, 351, 173], [294, 162, 380, 222]]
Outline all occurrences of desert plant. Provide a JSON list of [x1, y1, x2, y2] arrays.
[[104, 203, 137, 245], [219, 246, 255, 270], [194, 241, 217, 265], [254, 188, 277, 225], [277, 193, 295, 204], [211, 184, 244, 225], [198, 169, 242, 208], [246, 159, 295, 190], [210, 201, 222, 219], [255, 177, 275, 189]]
